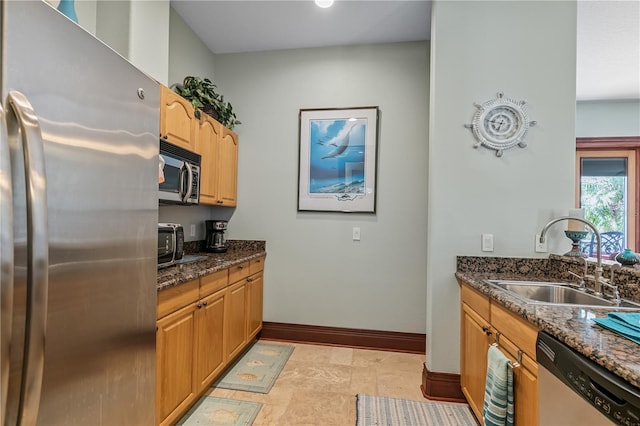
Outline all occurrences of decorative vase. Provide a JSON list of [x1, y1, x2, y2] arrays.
[[563, 230, 589, 258], [57, 0, 78, 23], [615, 249, 639, 266]]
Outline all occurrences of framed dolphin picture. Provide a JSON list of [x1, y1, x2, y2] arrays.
[[298, 106, 379, 213]]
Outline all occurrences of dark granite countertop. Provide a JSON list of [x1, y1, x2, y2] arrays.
[[157, 240, 266, 292], [457, 255, 640, 389]]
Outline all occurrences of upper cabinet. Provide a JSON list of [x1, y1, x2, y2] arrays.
[[160, 85, 197, 152], [160, 84, 239, 207], [196, 113, 238, 207]]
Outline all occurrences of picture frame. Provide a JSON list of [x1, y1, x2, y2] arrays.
[[297, 106, 379, 213]]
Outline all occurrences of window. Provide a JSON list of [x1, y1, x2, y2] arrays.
[[576, 137, 640, 253]]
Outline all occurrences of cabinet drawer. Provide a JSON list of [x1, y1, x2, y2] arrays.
[[229, 261, 250, 283], [157, 279, 199, 319], [249, 257, 265, 275], [491, 302, 538, 360], [200, 269, 228, 298], [461, 283, 490, 322]]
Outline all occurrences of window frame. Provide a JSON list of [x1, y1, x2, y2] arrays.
[[576, 137, 640, 252]]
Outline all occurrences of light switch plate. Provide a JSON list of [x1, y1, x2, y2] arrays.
[[352, 227, 361, 241], [190, 224, 196, 237]]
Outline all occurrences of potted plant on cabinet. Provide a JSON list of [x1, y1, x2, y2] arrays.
[[171, 76, 241, 130]]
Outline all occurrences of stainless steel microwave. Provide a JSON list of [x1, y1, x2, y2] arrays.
[[159, 140, 201, 205]]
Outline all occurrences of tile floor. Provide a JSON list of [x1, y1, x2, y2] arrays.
[[206, 339, 428, 425]]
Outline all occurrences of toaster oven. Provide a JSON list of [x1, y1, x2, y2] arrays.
[[158, 223, 184, 268]]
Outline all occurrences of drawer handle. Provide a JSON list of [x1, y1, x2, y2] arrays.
[[482, 326, 492, 336], [237, 265, 244, 269], [247, 277, 253, 282]]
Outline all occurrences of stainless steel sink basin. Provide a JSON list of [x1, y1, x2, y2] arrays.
[[485, 280, 640, 309]]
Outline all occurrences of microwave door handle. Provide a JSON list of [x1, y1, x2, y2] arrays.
[[0, 102, 14, 424], [182, 161, 193, 203], [6, 91, 49, 426]]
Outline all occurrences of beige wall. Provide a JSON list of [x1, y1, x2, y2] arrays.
[[427, 0, 577, 373], [214, 42, 430, 333]]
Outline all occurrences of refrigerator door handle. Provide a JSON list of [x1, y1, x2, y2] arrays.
[[0, 103, 15, 424], [6, 91, 49, 426], [182, 161, 194, 203]]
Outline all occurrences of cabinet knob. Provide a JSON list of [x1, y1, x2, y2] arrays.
[[482, 326, 492, 336], [163, 135, 168, 139], [247, 277, 253, 282], [203, 301, 208, 306], [197, 303, 203, 309]]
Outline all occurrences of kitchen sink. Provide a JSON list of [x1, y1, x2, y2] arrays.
[[485, 280, 640, 309]]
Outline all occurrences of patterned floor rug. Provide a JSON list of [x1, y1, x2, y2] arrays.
[[356, 394, 478, 426], [176, 396, 262, 425], [213, 341, 295, 393]]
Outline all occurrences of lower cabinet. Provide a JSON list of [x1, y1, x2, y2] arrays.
[[156, 256, 266, 426], [459, 282, 539, 425], [156, 303, 197, 426], [194, 288, 227, 390], [226, 278, 248, 360]]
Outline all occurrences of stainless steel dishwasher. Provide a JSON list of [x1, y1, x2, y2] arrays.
[[537, 331, 640, 425]]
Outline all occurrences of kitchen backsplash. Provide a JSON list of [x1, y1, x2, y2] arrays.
[[457, 254, 640, 302]]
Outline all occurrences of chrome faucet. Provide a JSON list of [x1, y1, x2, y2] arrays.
[[539, 216, 607, 296]]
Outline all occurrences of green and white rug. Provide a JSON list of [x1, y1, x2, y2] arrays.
[[213, 341, 294, 393], [176, 396, 262, 425], [356, 394, 477, 426]]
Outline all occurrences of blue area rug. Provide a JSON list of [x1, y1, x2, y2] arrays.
[[176, 396, 262, 425], [356, 394, 477, 426], [213, 341, 294, 393]]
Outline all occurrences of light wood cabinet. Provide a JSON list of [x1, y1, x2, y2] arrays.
[[196, 114, 222, 205], [226, 278, 248, 360], [247, 258, 265, 340], [195, 114, 238, 207], [217, 127, 238, 206], [160, 85, 197, 152], [460, 285, 492, 420], [459, 281, 539, 425], [156, 258, 265, 425], [194, 288, 227, 390], [156, 303, 197, 426]]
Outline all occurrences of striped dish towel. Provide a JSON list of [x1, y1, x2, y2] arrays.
[[483, 345, 514, 426]]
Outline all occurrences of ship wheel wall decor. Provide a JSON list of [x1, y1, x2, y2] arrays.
[[465, 92, 537, 157]]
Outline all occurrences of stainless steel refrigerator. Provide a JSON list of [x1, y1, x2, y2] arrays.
[[1, 1, 158, 424]]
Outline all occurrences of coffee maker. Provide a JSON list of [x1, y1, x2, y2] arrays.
[[205, 220, 228, 253]]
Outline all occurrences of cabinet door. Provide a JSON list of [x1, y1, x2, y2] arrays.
[[156, 303, 197, 426], [225, 279, 247, 360], [196, 115, 222, 205], [160, 86, 197, 152], [513, 363, 538, 425], [247, 272, 263, 340], [218, 127, 238, 206], [461, 302, 492, 422], [194, 288, 227, 392]]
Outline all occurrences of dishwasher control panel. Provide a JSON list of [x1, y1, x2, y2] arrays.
[[537, 332, 640, 426]]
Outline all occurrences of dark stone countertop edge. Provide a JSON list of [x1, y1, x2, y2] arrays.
[[157, 240, 267, 292], [455, 269, 640, 389]]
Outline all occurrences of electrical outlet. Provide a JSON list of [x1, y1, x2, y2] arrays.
[[535, 233, 548, 252], [352, 227, 361, 241], [481, 234, 494, 252], [190, 224, 196, 237]]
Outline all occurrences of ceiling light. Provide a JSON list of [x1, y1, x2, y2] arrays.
[[315, 0, 334, 8]]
